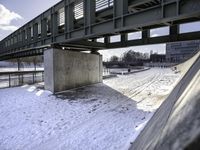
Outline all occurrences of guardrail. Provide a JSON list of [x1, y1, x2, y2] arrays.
[[0, 70, 44, 89]]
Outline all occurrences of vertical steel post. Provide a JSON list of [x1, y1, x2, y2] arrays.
[[84, 0, 95, 35], [17, 58, 20, 71], [22, 74, 24, 85], [42, 72, 44, 82], [34, 56, 37, 71], [33, 73, 35, 84], [142, 30, 150, 44], [113, 0, 128, 28], [170, 25, 179, 42], [65, 0, 74, 39], [9, 74, 11, 87]]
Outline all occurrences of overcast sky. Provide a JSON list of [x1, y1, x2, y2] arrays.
[[0, 0, 199, 61]]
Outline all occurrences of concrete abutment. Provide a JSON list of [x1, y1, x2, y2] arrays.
[[44, 48, 103, 93]]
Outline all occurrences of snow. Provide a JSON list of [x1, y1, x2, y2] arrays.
[[0, 68, 180, 150]]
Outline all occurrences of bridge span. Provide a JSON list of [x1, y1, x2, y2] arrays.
[[0, 0, 200, 92]]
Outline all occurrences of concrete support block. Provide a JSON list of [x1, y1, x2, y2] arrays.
[[44, 48, 103, 93]]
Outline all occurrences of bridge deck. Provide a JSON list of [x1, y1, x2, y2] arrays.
[[0, 0, 200, 60]]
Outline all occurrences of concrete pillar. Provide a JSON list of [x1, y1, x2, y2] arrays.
[[44, 48, 103, 93]]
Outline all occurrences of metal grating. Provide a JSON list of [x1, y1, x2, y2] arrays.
[[74, 0, 84, 20], [58, 8, 65, 26], [96, 0, 113, 11]]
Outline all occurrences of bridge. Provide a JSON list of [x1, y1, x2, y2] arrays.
[[0, 0, 200, 93]]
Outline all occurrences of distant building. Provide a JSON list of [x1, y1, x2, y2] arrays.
[[150, 54, 166, 62], [166, 40, 200, 62]]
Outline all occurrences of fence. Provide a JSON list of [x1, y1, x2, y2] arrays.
[[103, 67, 111, 76], [0, 70, 44, 89]]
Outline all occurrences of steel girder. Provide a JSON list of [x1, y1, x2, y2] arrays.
[[0, 0, 200, 60]]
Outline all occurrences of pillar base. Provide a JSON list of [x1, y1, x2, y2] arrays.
[[44, 48, 102, 93]]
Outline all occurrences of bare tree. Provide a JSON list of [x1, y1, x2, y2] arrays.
[[110, 55, 119, 62], [122, 50, 149, 63]]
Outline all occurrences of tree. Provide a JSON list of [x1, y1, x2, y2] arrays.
[[122, 50, 134, 62], [143, 53, 150, 59], [110, 55, 119, 62], [122, 50, 149, 63]]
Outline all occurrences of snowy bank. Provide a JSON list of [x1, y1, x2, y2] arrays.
[[0, 68, 180, 150]]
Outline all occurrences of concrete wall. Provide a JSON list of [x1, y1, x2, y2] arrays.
[[130, 51, 200, 150], [175, 51, 200, 76], [44, 48, 102, 93]]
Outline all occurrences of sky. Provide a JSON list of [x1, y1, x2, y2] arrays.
[[0, 0, 61, 40], [0, 0, 200, 61]]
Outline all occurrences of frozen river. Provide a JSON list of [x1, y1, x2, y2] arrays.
[[0, 68, 180, 150]]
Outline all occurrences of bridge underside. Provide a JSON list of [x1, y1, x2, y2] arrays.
[[1, 30, 200, 61], [0, 0, 200, 60]]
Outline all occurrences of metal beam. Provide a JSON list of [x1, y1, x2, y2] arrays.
[[84, 0, 95, 35], [106, 31, 200, 49], [0, 0, 200, 58]]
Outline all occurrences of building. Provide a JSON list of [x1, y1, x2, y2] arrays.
[[166, 40, 200, 63], [150, 54, 166, 62]]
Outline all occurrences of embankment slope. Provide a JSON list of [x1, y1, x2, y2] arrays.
[[130, 51, 200, 150]]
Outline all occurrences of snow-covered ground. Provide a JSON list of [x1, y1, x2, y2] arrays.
[[0, 68, 180, 150]]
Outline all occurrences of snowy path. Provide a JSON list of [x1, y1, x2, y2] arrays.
[[0, 68, 180, 150]]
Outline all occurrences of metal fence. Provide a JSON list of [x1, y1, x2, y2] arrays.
[[0, 70, 44, 89], [103, 67, 111, 76]]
